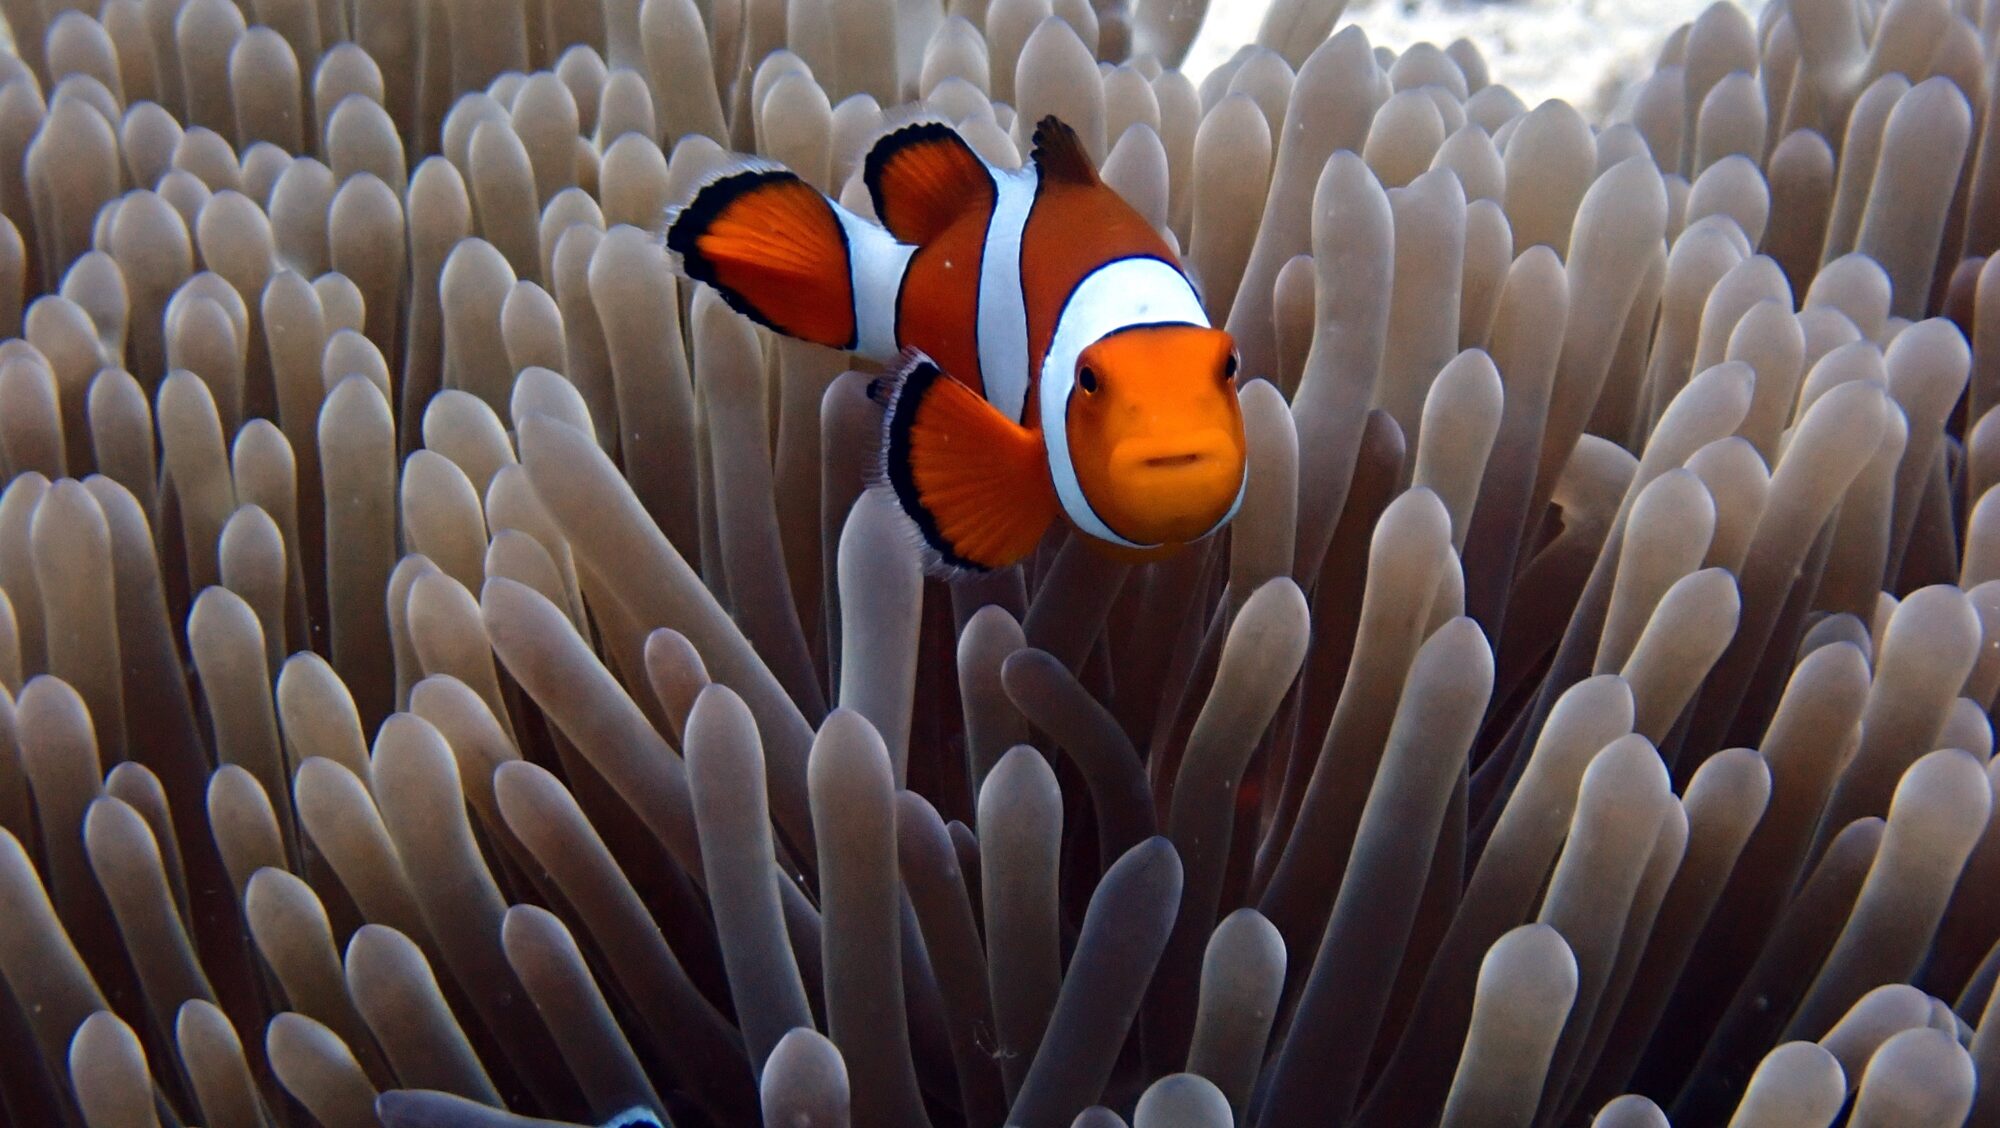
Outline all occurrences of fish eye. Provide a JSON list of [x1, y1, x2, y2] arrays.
[[1224, 351, 1239, 381], [1079, 365, 1099, 393]]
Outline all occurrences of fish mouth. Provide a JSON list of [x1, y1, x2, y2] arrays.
[[1095, 429, 1245, 544], [1113, 431, 1237, 479]]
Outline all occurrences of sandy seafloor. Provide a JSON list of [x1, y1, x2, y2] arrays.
[[1182, 0, 1773, 119]]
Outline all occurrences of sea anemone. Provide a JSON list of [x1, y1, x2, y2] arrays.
[[0, 0, 1995, 1125]]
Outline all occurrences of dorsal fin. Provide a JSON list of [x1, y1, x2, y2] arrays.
[[1030, 115, 1099, 186], [863, 121, 994, 244]]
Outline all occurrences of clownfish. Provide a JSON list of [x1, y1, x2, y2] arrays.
[[663, 115, 1248, 576]]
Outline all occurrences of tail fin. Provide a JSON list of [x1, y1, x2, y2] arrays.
[[664, 163, 863, 350], [665, 161, 912, 359]]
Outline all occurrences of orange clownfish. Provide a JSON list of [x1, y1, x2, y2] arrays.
[[664, 115, 1247, 576]]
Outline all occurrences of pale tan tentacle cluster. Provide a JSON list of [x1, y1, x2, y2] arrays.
[[0, 0, 1998, 1125]]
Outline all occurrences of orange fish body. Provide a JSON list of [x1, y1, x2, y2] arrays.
[[665, 116, 1247, 576]]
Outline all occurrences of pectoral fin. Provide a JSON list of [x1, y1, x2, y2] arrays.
[[873, 350, 1058, 575]]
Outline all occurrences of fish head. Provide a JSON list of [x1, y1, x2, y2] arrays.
[[1063, 323, 1247, 547]]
